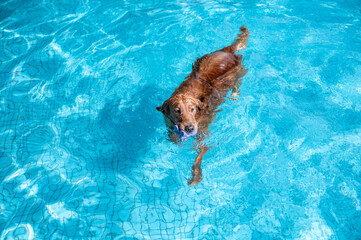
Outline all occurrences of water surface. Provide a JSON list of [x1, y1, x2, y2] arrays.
[[1, 0, 361, 239]]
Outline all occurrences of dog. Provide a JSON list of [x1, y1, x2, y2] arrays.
[[157, 26, 249, 186]]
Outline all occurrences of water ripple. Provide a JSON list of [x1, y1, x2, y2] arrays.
[[1, 0, 361, 239]]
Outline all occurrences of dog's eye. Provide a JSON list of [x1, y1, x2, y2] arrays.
[[191, 108, 195, 112], [175, 108, 181, 114]]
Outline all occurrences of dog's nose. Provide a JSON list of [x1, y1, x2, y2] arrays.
[[185, 125, 194, 133]]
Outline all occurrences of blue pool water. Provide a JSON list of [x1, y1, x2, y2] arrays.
[[1, 0, 361, 239]]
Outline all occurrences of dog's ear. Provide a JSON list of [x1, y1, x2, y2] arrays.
[[156, 100, 169, 114], [197, 97, 207, 111]]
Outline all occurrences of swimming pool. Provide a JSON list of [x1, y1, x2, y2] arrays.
[[1, 0, 361, 239]]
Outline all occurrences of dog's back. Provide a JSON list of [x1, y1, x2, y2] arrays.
[[187, 26, 249, 94]]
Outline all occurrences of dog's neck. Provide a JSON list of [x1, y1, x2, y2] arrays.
[[172, 76, 213, 99]]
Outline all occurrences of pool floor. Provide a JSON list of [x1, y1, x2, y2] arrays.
[[1, 0, 361, 239]]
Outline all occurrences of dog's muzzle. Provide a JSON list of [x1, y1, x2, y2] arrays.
[[173, 125, 197, 141]]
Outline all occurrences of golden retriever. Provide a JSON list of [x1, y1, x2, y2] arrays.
[[157, 26, 249, 186]]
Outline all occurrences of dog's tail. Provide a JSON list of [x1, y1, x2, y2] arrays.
[[222, 25, 249, 53]]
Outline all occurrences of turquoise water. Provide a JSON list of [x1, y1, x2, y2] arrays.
[[1, 0, 361, 239]]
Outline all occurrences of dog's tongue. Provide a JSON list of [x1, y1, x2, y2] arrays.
[[173, 125, 197, 141]]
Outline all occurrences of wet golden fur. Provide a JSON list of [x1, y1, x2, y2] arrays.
[[157, 26, 249, 186]]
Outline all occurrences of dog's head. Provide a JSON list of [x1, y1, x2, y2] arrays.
[[157, 94, 206, 134]]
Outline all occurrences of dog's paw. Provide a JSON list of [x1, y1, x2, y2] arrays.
[[229, 91, 240, 101], [231, 91, 240, 97], [228, 97, 239, 101], [188, 173, 202, 186]]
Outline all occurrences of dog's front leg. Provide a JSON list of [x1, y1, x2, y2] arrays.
[[188, 146, 210, 186]]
